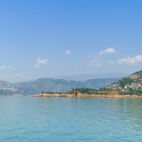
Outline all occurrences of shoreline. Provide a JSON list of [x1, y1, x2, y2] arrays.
[[33, 93, 142, 98]]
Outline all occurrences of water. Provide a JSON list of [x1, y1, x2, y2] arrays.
[[0, 96, 142, 142]]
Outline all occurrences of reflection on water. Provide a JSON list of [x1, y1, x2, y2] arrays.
[[0, 96, 142, 142]]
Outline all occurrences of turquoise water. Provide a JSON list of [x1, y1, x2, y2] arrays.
[[0, 96, 142, 142]]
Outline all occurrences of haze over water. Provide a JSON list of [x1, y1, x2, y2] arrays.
[[0, 96, 142, 142]]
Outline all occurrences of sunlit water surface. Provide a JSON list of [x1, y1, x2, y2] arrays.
[[0, 96, 142, 142]]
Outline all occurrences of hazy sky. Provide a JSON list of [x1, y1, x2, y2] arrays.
[[0, 0, 142, 81]]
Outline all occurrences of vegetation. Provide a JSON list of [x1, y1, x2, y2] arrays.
[[118, 77, 133, 88], [41, 87, 113, 95], [117, 75, 142, 96], [41, 91, 63, 94], [68, 88, 99, 94], [120, 89, 142, 96]]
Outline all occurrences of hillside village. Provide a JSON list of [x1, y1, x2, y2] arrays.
[[109, 71, 142, 95]]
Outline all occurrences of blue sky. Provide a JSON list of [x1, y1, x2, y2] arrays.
[[0, 0, 142, 81]]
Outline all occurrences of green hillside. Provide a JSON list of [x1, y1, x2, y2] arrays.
[[111, 70, 142, 95]]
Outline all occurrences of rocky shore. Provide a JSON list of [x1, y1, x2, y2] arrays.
[[33, 93, 142, 98]]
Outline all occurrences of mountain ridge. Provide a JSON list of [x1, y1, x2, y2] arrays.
[[0, 78, 117, 95]]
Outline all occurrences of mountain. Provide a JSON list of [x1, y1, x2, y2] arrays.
[[1, 70, 140, 96], [54, 73, 126, 81], [14, 78, 117, 95], [0, 81, 22, 95], [110, 70, 142, 95], [0, 78, 117, 95]]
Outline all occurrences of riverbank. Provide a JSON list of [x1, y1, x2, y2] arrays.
[[33, 93, 142, 98]]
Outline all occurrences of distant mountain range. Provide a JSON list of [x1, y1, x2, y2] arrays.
[[54, 73, 127, 81], [0, 81, 22, 95], [0, 78, 118, 95], [1, 70, 141, 96]]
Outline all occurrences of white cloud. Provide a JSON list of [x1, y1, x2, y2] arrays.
[[99, 48, 116, 55], [35, 58, 48, 68], [0, 65, 13, 70], [118, 55, 142, 65], [65, 49, 72, 55]]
